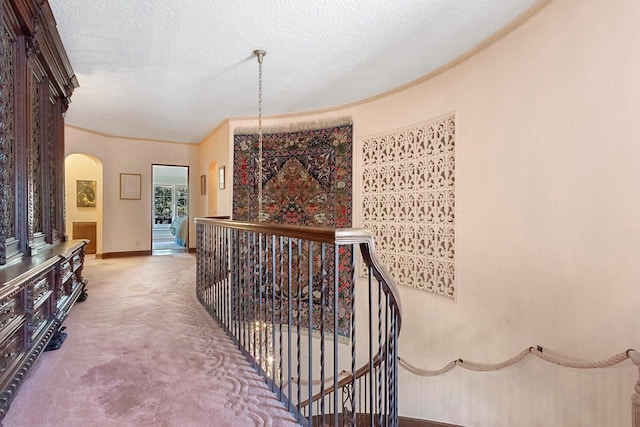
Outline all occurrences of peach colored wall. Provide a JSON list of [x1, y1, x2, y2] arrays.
[[199, 120, 232, 217], [202, 0, 640, 425], [365, 0, 640, 423], [65, 127, 201, 254]]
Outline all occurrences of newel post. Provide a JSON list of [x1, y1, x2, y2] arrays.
[[629, 350, 640, 427]]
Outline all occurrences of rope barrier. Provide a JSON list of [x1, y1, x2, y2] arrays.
[[286, 349, 640, 426], [399, 359, 457, 377], [531, 347, 630, 369], [399, 347, 638, 377]]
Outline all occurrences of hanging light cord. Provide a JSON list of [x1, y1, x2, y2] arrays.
[[254, 50, 266, 223]]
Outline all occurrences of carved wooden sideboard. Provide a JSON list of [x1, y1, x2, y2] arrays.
[[0, 239, 87, 419], [0, 0, 82, 421]]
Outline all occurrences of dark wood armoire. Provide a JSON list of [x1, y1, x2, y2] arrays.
[[1, 0, 76, 261], [0, 0, 87, 420]]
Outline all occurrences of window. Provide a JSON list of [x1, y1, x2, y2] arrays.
[[154, 185, 173, 224], [154, 184, 188, 224]]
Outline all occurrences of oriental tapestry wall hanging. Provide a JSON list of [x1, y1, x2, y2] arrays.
[[361, 114, 455, 298], [233, 121, 353, 336]]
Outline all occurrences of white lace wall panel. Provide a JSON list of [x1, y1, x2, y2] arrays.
[[361, 115, 455, 298]]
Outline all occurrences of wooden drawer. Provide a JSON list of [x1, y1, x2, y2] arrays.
[[29, 303, 49, 342], [0, 334, 23, 378], [56, 294, 69, 314], [72, 253, 83, 272], [0, 295, 23, 332], [58, 259, 73, 300], [0, 290, 26, 347], [60, 259, 73, 286], [32, 277, 53, 310]]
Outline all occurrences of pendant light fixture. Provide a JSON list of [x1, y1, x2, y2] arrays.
[[254, 49, 266, 223]]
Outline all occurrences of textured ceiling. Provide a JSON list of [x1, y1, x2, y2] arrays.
[[50, 0, 540, 143]]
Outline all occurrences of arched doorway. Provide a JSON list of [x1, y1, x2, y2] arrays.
[[207, 160, 218, 216], [64, 153, 104, 255]]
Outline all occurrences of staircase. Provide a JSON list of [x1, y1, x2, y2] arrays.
[[195, 218, 402, 426]]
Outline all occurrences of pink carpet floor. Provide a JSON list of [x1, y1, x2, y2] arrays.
[[3, 253, 298, 427]]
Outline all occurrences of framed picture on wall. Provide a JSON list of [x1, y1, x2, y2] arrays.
[[200, 174, 206, 195], [219, 166, 225, 190], [120, 173, 141, 200], [76, 180, 97, 207]]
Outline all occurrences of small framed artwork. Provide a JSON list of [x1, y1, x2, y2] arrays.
[[120, 173, 141, 200], [200, 174, 206, 195], [219, 166, 226, 190], [76, 180, 97, 207]]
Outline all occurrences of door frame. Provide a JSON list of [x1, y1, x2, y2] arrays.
[[151, 164, 190, 250]]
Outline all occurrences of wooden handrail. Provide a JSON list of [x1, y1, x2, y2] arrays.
[[195, 218, 402, 320], [196, 217, 355, 244]]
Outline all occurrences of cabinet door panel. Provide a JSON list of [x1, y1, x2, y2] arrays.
[[72, 222, 96, 254]]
